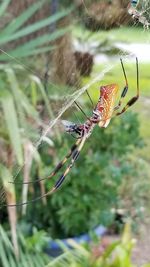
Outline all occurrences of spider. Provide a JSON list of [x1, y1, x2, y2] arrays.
[[127, 0, 149, 29], [9, 58, 139, 206]]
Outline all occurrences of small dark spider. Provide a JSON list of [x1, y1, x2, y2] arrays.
[[128, 0, 149, 29]]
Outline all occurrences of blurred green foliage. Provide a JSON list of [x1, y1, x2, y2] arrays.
[[0, 0, 72, 61], [73, 25, 150, 44], [23, 110, 143, 238], [0, 225, 50, 267], [46, 224, 150, 267], [1, 222, 150, 267]]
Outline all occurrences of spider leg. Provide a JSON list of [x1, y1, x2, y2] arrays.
[[10, 138, 82, 184], [52, 135, 86, 191], [7, 136, 87, 207], [114, 58, 128, 111], [85, 89, 94, 108], [116, 57, 139, 116], [74, 101, 90, 120]]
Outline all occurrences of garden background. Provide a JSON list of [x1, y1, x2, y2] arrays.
[[0, 0, 150, 266]]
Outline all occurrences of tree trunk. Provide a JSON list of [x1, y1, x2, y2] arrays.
[[51, 16, 79, 86]]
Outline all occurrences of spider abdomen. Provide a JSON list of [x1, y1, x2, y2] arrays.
[[97, 84, 119, 128]]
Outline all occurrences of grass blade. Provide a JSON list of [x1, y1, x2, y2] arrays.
[[0, 0, 47, 35], [0, 46, 55, 60], [0, 0, 10, 18], [22, 141, 34, 216], [1, 91, 23, 165], [30, 75, 61, 142], [20, 28, 70, 50], [0, 28, 69, 61], [0, 237, 11, 267], [4, 68, 39, 122], [0, 7, 73, 44], [0, 165, 19, 258]]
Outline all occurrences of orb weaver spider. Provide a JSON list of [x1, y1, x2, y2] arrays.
[[9, 58, 139, 206]]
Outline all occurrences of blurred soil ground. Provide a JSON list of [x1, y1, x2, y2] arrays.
[[132, 223, 150, 265]]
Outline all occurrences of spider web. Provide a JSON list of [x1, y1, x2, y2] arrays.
[[0, 0, 150, 209]]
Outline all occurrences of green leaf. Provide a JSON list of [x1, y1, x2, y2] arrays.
[[4, 68, 39, 121], [102, 240, 120, 260], [0, 91, 23, 165], [0, 0, 10, 18], [30, 75, 54, 118], [0, 28, 69, 61], [8, 254, 17, 267], [0, 7, 73, 44], [122, 222, 132, 245], [0, 225, 50, 267], [0, 0, 47, 35], [0, 223, 14, 251], [0, 237, 10, 267], [0, 46, 56, 60], [0, 165, 16, 208], [15, 28, 69, 50]]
